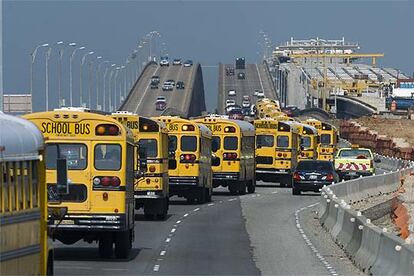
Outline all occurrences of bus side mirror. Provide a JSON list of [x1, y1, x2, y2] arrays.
[[56, 158, 69, 195]]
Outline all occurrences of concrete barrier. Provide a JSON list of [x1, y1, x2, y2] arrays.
[[320, 152, 414, 275], [353, 220, 382, 273]]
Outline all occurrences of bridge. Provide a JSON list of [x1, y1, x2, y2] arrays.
[[120, 61, 206, 118], [218, 62, 277, 114]]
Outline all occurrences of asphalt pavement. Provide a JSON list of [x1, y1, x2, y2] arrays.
[[121, 63, 196, 117], [54, 184, 363, 275]]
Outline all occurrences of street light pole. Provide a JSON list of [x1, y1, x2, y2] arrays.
[[69, 45, 84, 106], [97, 60, 109, 110], [87, 55, 101, 108], [108, 67, 116, 111], [103, 64, 116, 111], [120, 65, 126, 102], [29, 43, 49, 111], [45, 46, 52, 111], [114, 67, 120, 110], [56, 41, 64, 107], [80, 51, 94, 107]]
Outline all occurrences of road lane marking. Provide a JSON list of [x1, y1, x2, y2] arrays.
[[295, 202, 338, 276], [160, 250, 166, 256], [171, 228, 176, 233], [271, 191, 278, 194], [56, 266, 91, 270], [102, 268, 128, 271], [228, 198, 237, 201], [183, 213, 189, 217], [193, 208, 200, 212], [176, 220, 181, 224], [153, 265, 160, 272], [165, 238, 171, 243], [208, 203, 215, 206]]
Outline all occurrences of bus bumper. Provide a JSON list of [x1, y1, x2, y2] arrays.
[[135, 190, 166, 199], [48, 213, 127, 231]]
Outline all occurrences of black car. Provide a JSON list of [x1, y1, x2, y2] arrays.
[[282, 105, 300, 117], [176, 81, 185, 90], [237, 72, 245, 80], [292, 160, 339, 195]]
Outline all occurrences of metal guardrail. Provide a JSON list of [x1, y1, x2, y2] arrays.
[[319, 155, 414, 275]]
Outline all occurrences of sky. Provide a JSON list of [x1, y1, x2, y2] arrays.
[[3, 0, 414, 111]]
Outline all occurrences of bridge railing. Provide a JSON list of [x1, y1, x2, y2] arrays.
[[319, 155, 414, 274]]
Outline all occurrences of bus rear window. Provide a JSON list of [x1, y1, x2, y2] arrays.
[[181, 136, 197, 152], [94, 144, 122, 170], [256, 135, 274, 148], [277, 136, 289, 148], [138, 139, 157, 158], [321, 134, 331, 145], [46, 143, 87, 170], [301, 137, 311, 148], [224, 136, 238, 150]]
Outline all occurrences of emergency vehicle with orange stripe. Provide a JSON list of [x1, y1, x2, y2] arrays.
[[333, 145, 379, 180]]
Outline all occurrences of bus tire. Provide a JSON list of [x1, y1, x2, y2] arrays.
[[114, 230, 132, 259], [238, 181, 246, 195], [197, 187, 205, 204], [229, 185, 238, 195], [247, 180, 256, 193], [157, 198, 168, 220], [205, 188, 212, 202], [99, 233, 113, 258]]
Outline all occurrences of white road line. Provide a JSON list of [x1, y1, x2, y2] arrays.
[[165, 238, 171, 243], [153, 265, 160, 272], [193, 208, 200, 212], [55, 266, 91, 270], [171, 228, 176, 233], [160, 250, 166, 256], [208, 203, 215, 206], [271, 191, 278, 194], [183, 213, 189, 217], [295, 202, 338, 276], [255, 64, 265, 93], [102, 268, 128, 271], [228, 198, 237, 201], [176, 220, 181, 224]]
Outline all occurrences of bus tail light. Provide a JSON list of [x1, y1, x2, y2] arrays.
[[149, 165, 156, 172], [322, 148, 326, 153], [224, 126, 236, 133], [180, 154, 196, 162], [182, 124, 195, 131], [94, 176, 121, 188], [283, 153, 287, 158], [277, 153, 282, 157], [223, 152, 238, 160]]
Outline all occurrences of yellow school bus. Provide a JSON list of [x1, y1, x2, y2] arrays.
[[155, 116, 212, 204], [254, 118, 279, 183], [295, 123, 319, 160], [304, 119, 338, 160], [194, 116, 256, 195], [273, 121, 300, 187], [24, 108, 136, 259], [111, 112, 169, 219], [1, 113, 52, 275]]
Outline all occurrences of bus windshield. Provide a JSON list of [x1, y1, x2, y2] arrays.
[[224, 136, 238, 150], [301, 137, 311, 148], [320, 134, 331, 145], [46, 143, 87, 170]]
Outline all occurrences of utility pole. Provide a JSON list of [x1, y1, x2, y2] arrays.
[[0, 0, 3, 111]]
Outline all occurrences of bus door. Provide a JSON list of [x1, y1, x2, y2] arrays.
[[211, 134, 223, 172], [46, 142, 91, 212], [137, 136, 161, 190], [221, 132, 240, 174], [177, 132, 199, 177]]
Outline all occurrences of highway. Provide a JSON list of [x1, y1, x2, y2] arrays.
[[121, 62, 198, 117], [218, 63, 276, 114]]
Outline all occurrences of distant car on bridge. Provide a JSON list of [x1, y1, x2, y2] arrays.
[[282, 105, 300, 117], [228, 90, 236, 96], [226, 67, 235, 76], [160, 56, 169, 67], [173, 59, 182, 65], [225, 99, 236, 107], [176, 81, 185, 90], [151, 75, 160, 84], [156, 96, 167, 111], [162, 81, 174, 91], [242, 100, 250, 108], [256, 90, 265, 98], [184, 60, 193, 67], [237, 72, 245, 80]]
